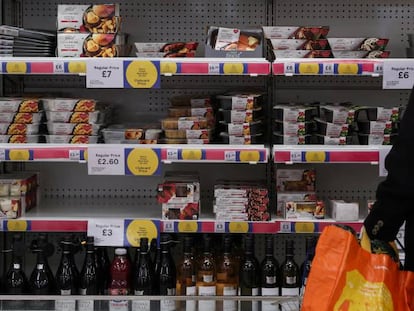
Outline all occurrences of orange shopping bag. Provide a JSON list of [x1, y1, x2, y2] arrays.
[[301, 225, 414, 311]]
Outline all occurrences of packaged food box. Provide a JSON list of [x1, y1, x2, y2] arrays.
[[215, 196, 249, 205], [356, 107, 400, 122], [42, 98, 97, 112], [157, 181, 200, 204], [273, 50, 332, 58], [135, 41, 198, 57], [57, 33, 121, 57], [358, 133, 396, 145], [276, 169, 316, 192], [313, 134, 354, 145], [164, 129, 211, 140], [205, 26, 264, 58], [161, 117, 209, 130], [274, 120, 314, 136], [47, 122, 102, 135], [285, 200, 325, 219], [320, 105, 356, 124], [0, 98, 42, 113], [0, 123, 40, 135], [331, 50, 390, 58], [0, 197, 21, 218], [0, 135, 42, 143], [327, 38, 389, 51], [262, 26, 330, 40], [216, 94, 264, 110], [0, 172, 38, 196], [45, 111, 102, 123], [45, 135, 98, 144], [271, 39, 330, 50], [357, 120, 394, 135], [162, 202, 199, 220], [168, 106, 214, 119], [219, 132, 263, 145], [328, 199, 359, 221], [57, 4, 120, 33], [170, 96, 212, 108], [277, 192, 317, 217], [101, 124, 162, 142], [219, 120, 263, 136], [273, 133, 311, 145], [0, 112, 43, 124], [219, 107, 263, 123], [158, 138, 209, 145], [315, 118, 350, 137], [273, 105, 318, 122]]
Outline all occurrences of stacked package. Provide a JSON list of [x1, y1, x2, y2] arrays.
[[43, 98, 109, 143], [156, 173, 200, 220], [0, 25, 56, 57], [0, 98, 44, 143], [135, 42, 198, 57], [276, 169, 324, 219], [160, 95, 215, 144], [57, 4, 128, 57], [0, 172, 38, 218], [214, 182, 270, 221], [102, 123, 162, 144], [216, 93, 265, 145]]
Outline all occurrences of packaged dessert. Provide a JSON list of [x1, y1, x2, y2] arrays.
[[135, 41, 198, 57], [47, 122, 102, 135], [276, 169, 316, 192], [57, 4, 120, 33], [0, 123, 40, 135], [57, 33, 120, 57], [0, 135, 42, 143], [42, 98, 97, 112], [219, 108, 263, 123], [219, 120, 263, 136], [101, 124, 162, 143], [0, 112, 43, 124], [270, 38, 330, 50], [274, 120, 314, 136], [357, 121, 393, 135], [0, 98, 42, 113], [262, 26, 330, 40], [273, 105, 318, 122], [44, 135, 98, 144], [284, 200, 325, 219], [273, 49, 332, 58], [164, 129, 211, 140], [161, 117, 209, 130], [45, 111, 102, 123], [169, 96, 212, 108], [315, 118, 350, 137], [277, 192, 317, 217], [219, 132, 263, 145], [0, 197, 21, 219], [327, 38, 389, 51], [356, 107, 400, 122], [162, 202, 200, 220], [320, 105, 356, 124], [216, 94, 264, 110], [358, 133, 396, 145], [168, 106, 214, 119], [273, 133, 311, 145], [313, 135, 353, 145]]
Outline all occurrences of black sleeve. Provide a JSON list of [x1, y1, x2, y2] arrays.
[[364, 86, 414, 241]]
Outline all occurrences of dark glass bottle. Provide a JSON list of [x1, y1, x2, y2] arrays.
[[300, 236, 317, 297], [261, 235, 280, 311], [238, 234, 260, 311], [280, 240, 300, 310], [79, 236, 99, 311], [157, 234, 176, 311], [176, 236, 196, 311], [96, 246, 110, 295], [133, 237, 154, 311]]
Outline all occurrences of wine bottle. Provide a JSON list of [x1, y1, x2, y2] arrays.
[[300, 236, 317, 297], [97, 246, 110, 295], [216, 235, 238, 311], [196, 234, 217, 311], [55, 237, 79, 311], [280, 240, 300, 311], [79, 236, 99, 311], [176, 236, 196, 311], [4, 234, 28, 310], [132, 237, 154, 311], [157, 234, 176, 311], [238, 234, 260, 311], [261, 235, 280, 311], [109, 248, 131, 311]]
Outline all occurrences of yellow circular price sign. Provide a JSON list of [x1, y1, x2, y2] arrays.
[[6, 62, 27, 74], [67, 61, 86, 74], [298, 63, 319, 74], [160, 62, 178, 75], [337, 63, 359, 75], [8, 150, 31, 161], [177, 221, 199, 233], [294, 222, 315, 233], [239, 150, 260, 162], [305, 151, 326, 162], [223, 63, 244, 74], [181, 149, 203, 160], [125, 220, 158, 247], [229, 222, 249, 233], [126, 148, 160, 176], [125, 61, 159, 88], [7, 220, 28, 231]]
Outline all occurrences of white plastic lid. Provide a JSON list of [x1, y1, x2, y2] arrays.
[[115, 248, 127, 255]]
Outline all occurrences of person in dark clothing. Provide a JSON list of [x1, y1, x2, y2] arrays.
[[364, 86, 414, 271]]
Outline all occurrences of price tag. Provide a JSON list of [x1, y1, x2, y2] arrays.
[[294, 222, 316, 233], [0, 149, 5, 161], [86, 59, 124, 88], [305, 151, 327, 162], [87, 147, 125, 175], [124, 60, 160, 88], [374, 62, 383, 75], [178, 221, 199, 233], [224, 151, 236, 162], [166, 149, 178, 161], [214, 221, 226, 233], [53, 61, 65, 74], [298, 63, 319, 74], [0, 62, 3, 73], [284, 62, 295, 75], [228, 222, 249, 233], [290, 151, 302, 163], [280, 222, 292, 233], [379, 147, 391, 177], [68, 149, 81, 161], [223, 63, 244, 74], [208, 63, 220, 74], [163, 221, 175, 233], [323, 63, 334, 75], [383, 61, 414, 89], [6, 62, 27, 73], [88, 219, 124, 246], [160, 61, 178, 75]]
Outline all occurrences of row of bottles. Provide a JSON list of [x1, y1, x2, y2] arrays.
[[0, 233, 317, 311]]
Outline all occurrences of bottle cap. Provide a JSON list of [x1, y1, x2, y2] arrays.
[[115, 248, 127, 255]]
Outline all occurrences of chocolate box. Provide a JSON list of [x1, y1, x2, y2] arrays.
[[276, 169, 316, 192]]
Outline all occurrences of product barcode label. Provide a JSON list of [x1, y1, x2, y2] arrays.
[[78, 300, 94, 311], [55, 299, 76, 311], [208, 63, 220, 74], [131, 300, 150, 311]]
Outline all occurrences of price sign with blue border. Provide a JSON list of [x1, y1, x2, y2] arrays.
[[6, 149, 33, 161], [124, 219, 160, 247], [3, 62, 29, 74]]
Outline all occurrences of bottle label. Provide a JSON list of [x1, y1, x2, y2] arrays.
[[13, 263, 20, 269], [109, 300, 129, 311], [261, 287, 279, 296], [160, 299, 176, 311], [167, 288, 176, 295], [55, 299, 76, 311], [186, 286, 196, 295], [202, 274, 213, 283], [36, 264, 44, 269], [60, 289, 72, 295], [198, 285, 216, 296], [252, 288, 259, 296], [286, 276, 296, 285], [281, 287, 300, 296], [79, 288, 87, 295], [222, 287, 237, 311], [78, 300, 94, 311], [266, 276, 277, 285], [262, 301, 278, 311], [134, 290, 144, 295], [131, 300, 150, 311], [223, 286, 237, 296]]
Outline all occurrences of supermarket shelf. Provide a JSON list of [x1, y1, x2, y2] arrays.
[[0, 57, 271, 76], [273, 145, 392, 164], [273, 58, 384, 76]]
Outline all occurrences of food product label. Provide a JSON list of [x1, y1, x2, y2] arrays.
[[377, 107, 394, 121], [368, 134, 387, 145], [262, 287, 279, 295], [190, 98, 211, 108], [198, 284, 216, 295], [231, 96, 253, 110], [186, 129, 209, 139], [282, 107, 304, 122], [131, 300, 150, 311], [368, 121, 391, 134], [331, 109, 349, 124], [78, 300, 94, 311], [262, 26, 297, 39], [191, 107, 213, 117], [326, 122, 347, 137], [283, 122, 305, 136], [55, 299, 76, 311], [186, 286, 196, 295], [270, 39, 305, 50], [185, 286, 197, 311], [109, 300, 129, 311]]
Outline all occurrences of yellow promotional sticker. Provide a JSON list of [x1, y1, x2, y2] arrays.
[[337, 63, 359, 75], [125, 220, 158, 247], [6, 62, 27, 73], [160, 61, 178, 75], [177, 221, 199, 233], [8, 150, 31, 161], [229, 222, 249, 233], [223, 63, 244, 74], [126, 148, 160, 176], [67, 61, 86, 74], [298, 63, 320, 74], [239, 150, 261, 162], [125, 60, 159, 88], [304, 151, 326, 162], [7, 220, 28, 231], [294, 222, 315, 233], [181, 149, 203, 160]]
